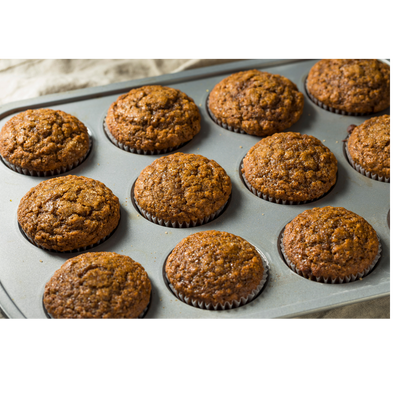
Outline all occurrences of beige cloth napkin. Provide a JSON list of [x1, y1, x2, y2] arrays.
[[0, 59, 240, 105], [0, 59, 389, 319]]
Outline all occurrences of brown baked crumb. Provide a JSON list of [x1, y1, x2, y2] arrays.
[[44, 252, 151, 318], [242, 132, 337, 202], [134, 153, 231, 224], [307, 60, 390, 114], [283, 206, 379, 280], [166, 230, 264, 306], [18, 175, 120, 252], [208, 69, 304, 136], [347, 115, 390, 179], [0, 109, 90, 172], [106, 85, 201, 151]]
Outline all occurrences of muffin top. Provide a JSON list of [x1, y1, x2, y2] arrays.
[[283, 207, 379, 280], [0, 109, 90, 172], [208, 69, 304, 136], [307, 59, 390, 114], [165, 230, 265, 306], [44, 252, 151, 318], [347, 115, 390, 179], [106, 85, 201, 151], [134, 153, 231, 224], [242, 132, 337, 202], [18, 175, 120, 252]]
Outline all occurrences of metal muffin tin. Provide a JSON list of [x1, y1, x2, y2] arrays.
[[0, 59, 390, 319]]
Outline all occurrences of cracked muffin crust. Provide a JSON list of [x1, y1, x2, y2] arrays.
[[106, 85, 201, 151], [165, 230, 264, 306], [0, 109, 90, 173], [282, 207, 379, 281], [17, 175, 120, 252], [44, 252, 151, 318], [242, 132, 337, 202], [134, 153, 231, 224], [347, 115, 390, 179], [307, 59, 390, 114], [208, 69, 304, 136]]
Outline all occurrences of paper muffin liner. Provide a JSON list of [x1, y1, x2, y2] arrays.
[[103, 117, 189, 155], [206, 95, 248, 135], [1, 133, 92, 177], [19, 220, 119, 254], [305, 76, 375, 117], [165, 247, 269, 310], [133, 191, 229, 228], [240, 160, 329, 205], [280, 231, 382, 284], [345, 139, 390, 183]]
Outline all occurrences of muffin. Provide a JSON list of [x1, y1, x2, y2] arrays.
[[208, 69, 304, 136], [242, 132, 337, 203], [44, 252, 151, 318], [165, 230, 267, 309], [105, 85, 201, 154], [0, 109, 91, 176], [347, 115, 390, 181], [282, 206, 381, 283], [306, 59, 390, 115], [18, 175, 120, 252], [134, 153, 231, 227]]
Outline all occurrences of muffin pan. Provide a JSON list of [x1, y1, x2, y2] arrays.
[[0, 59, 390, 318]]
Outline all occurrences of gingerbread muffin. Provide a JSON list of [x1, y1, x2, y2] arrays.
[[0, 109, 90, 175], [282, 207, 380, 283], [165, 230, 267, 309], [18, 175, 120, 252], [242, 132, 337, 203], [105, 85, 201, 154], [44, 252, 151, 318], [306, 59, 390, 115], [208, 69, 304, 136], [347, 115, 390, 181], [134, 153, 231, 227]]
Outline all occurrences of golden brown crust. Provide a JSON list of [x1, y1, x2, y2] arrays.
[[134, 153, 231, 224], [165, 231, 264, 306], [307, 59, 390, 114], [242, 132, 337, 202], [17, 175, 120, 252], [0, 109, 90, 172], [283, 207, 379, 280], [208, 69, 304, 136], [347, 115, 390, 179], [44, 252, 151, 318], [106, 85, 201, 151]]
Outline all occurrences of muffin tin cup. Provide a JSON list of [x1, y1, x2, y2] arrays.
[[165, 248, 269, 310], [1, 133, 92, 177], [206, 96, 249, 135], [240, 160, 329, 205], [103, 118, 188, 155], [305, 77, 376, 117], [345, 140, 390, 183], [133, 196, 229, 228], [19, 220, 119, 254], [280, 233, 382, 284]]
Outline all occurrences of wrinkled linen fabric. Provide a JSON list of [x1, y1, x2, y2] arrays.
[[0, 56, 247, 105], [0, 59, 389, 319]]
